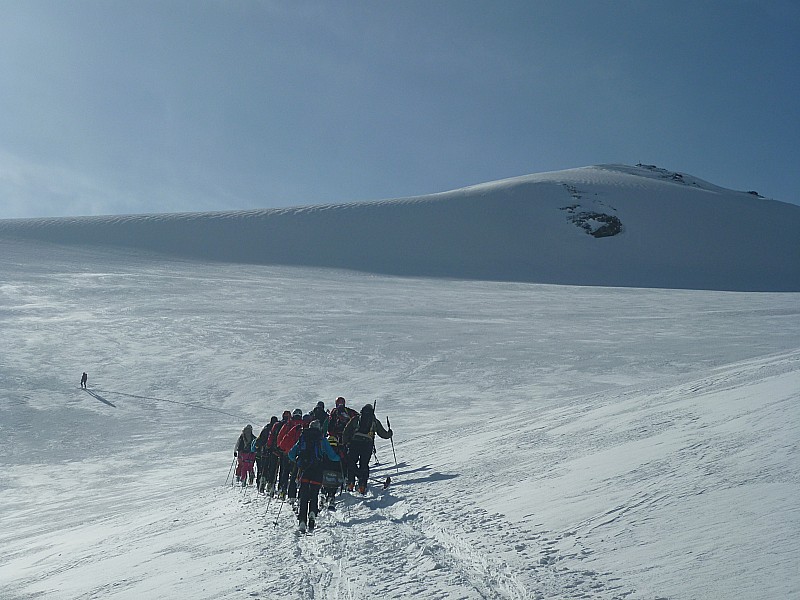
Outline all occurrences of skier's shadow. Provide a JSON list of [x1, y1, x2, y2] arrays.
[[374, 464, 458, 486], [392, 471, 458, 486], [83, 389, 116, 407]]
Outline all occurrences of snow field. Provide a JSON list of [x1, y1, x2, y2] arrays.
[[0, 239, 798, 599]]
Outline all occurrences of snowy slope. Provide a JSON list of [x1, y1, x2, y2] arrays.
[[1, 166, 799, 599], [0, 164, 798, 291]]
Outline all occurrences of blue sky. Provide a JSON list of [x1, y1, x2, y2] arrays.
[[1, 0, 798, 218]]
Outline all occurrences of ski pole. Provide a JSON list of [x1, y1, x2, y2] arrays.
[[273, 497, 286, 527], [225, 456, 236, 486], [387, 417, 398, 475], [371, 399, 380, 465]]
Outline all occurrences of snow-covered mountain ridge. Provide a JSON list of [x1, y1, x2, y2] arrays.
[[1, 164, 797, 291]]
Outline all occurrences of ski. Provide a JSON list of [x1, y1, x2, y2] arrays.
[[367, 475, 391, 489]]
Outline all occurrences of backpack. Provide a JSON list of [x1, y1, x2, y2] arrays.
[[357, 411, 374, 436], [239, 431, 255, 454], [322, 469, 343, 488], [267, 421, 285, 450], [295, 428, 323, 471], [328, 406, 355, 436], [254, 425, 271, 457], [277, 421, 303, 453]]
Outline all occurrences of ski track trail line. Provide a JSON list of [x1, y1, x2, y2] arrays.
[[224, 471, 635, 600]]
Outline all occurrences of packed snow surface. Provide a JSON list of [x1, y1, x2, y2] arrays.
[[1, 165, 798, 599]]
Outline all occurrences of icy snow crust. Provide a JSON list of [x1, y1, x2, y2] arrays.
[[0, 164, 798, 291], [0, 165, 799, 599]]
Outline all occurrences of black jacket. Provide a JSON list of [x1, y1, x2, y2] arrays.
[[235, 429, 255, 454]]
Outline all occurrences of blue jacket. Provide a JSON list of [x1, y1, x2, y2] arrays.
[[288, 434, 341, 464]]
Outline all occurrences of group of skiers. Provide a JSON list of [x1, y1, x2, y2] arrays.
[[232, 396, 393, 533]]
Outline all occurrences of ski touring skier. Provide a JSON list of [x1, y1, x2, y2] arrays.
[[310, 401, 329, 432], [320, 434, 346, 510], [342, 403, 392, 494], [234, 424, 257, 487], [288, 420, 340, 533], [327, 396, 358, 442], [255, 416, 278, 493], [263, 410, 291, 496], [276, 409, 305, 500]]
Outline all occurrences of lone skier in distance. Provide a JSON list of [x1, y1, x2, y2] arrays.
[[80, 372, 88, 389]]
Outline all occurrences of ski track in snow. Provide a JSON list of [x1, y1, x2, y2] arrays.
[[221, 479, 633, 600]]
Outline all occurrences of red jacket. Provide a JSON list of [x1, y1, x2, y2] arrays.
[[277, 417, 304, 453], [266, 419, 287, 449]]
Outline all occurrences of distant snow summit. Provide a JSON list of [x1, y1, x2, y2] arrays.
[[1, 164, 798, 291]]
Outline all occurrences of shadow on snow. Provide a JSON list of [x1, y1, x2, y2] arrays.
[[83, 388, 116, 407], [372, 463, 459, 487], [92, 388, 250, 421]]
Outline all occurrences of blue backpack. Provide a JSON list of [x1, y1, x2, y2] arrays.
[[296, 429, 324, 471]]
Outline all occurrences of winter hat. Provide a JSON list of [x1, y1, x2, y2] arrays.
[[270, 416, 279, 424], [302, 413, 312, 423], [335, 396, 346, 407], [316, 401, 325, 410], [244, 424, 253, 432], [292, 408, 303, 418], [282, 410, 291, 420], [310, 420, 322, 430], [361, 404, 373, 415]]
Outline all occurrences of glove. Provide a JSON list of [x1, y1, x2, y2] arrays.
[[233, 451, 238, 457]]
